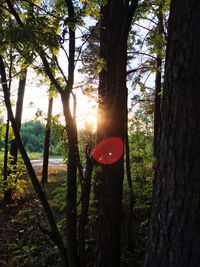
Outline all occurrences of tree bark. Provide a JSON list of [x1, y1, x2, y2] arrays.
[[145, 0, 200, 266], [96, 1, 138, 266], [42, 96, 53, 184], [61, 91, 79, 267], [78, 142, 93, 267]]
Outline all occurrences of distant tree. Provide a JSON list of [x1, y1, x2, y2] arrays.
[[42, 95, 53, 184], [21, 121, 45, 152]]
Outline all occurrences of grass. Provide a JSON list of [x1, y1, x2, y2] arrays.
[[0, 151, 43, 160], [27, 152, 43, 160], [0, 151, 63, 161]]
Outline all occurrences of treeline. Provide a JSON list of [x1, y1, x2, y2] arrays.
[[0, 120, 61, 154]]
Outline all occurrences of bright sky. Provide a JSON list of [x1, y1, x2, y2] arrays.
[[20, 67, 97, 130]]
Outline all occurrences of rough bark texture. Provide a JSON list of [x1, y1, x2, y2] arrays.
[[96, 1, 138, 266], [42, 97, 53, 184], [145, 1, 200, 266]]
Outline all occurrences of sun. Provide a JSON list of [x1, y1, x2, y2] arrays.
[[81, 113, 97, 132], [85, 113, 97, 126]]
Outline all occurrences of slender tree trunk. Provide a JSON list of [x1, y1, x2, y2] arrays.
[[145, 1, 200, 266], [3, 117, 9, 201], [4, 67, 27, 201], [78, 137, 93, 267], [61, 91, 79, 267], [153, 8, 163, 157], [10, 67, 27, 161], [0, 55, 68, 267], [125, 115, 135, 248], [3, 45, 12, 202], [96, 1, 138, 266], [42, 96, 53, 184]]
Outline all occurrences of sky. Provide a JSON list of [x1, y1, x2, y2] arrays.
[[0, 16, 156, 131], [19, 67, 97, 130]]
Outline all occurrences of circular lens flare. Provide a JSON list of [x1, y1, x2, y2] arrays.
[[92, 137, 123, 165]]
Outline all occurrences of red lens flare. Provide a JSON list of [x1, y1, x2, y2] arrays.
[[92, 137, 123, 165]]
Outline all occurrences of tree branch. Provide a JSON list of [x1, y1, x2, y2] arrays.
[[53, 54, 68, 84], [6, 0, 23, 26], [64, 0, 75, 92], [40, 53, 63, 94]]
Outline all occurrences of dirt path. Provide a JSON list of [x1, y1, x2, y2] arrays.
[[31, 158, 66, 168]]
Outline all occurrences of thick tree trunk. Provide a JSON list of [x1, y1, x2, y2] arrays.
[[145, 1, 200, 266], [96, 1, 138, 266], [42, 97, 53, 184]]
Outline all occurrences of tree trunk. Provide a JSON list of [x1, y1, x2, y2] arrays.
[[3, 118, 9, 202], [78, 143, 93, 267], [96, 1, 138, 266], [10, 67, 27, 161], [61, 91, 79, 267], [153, 8, 163, 157], [42, 96, 53, 184], [4, 67, 27, 201], [125, 116, 135, 248], [145, 1, 200, 266]]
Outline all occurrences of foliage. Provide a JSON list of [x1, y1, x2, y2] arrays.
[[0, 153, 26, 195], [21, 120, 46, 152], [0, 117, 14, 151], [129, 0, 170, 106], [20, 120, 62, 154], [78, 124, 96, 165], [49, 116, 68, 157], [126, 108, 154, 208]]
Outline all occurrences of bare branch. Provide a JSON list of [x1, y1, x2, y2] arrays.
[[53, 54, 68, 84], [128, 51, 157, 60], [6, 0, 23, 26], [40, 53, 63, 94], [126, 66, 149, 75], [64, 0, 75, 92]]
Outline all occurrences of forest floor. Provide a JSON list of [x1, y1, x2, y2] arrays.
[[0, 165, 149, 267]]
